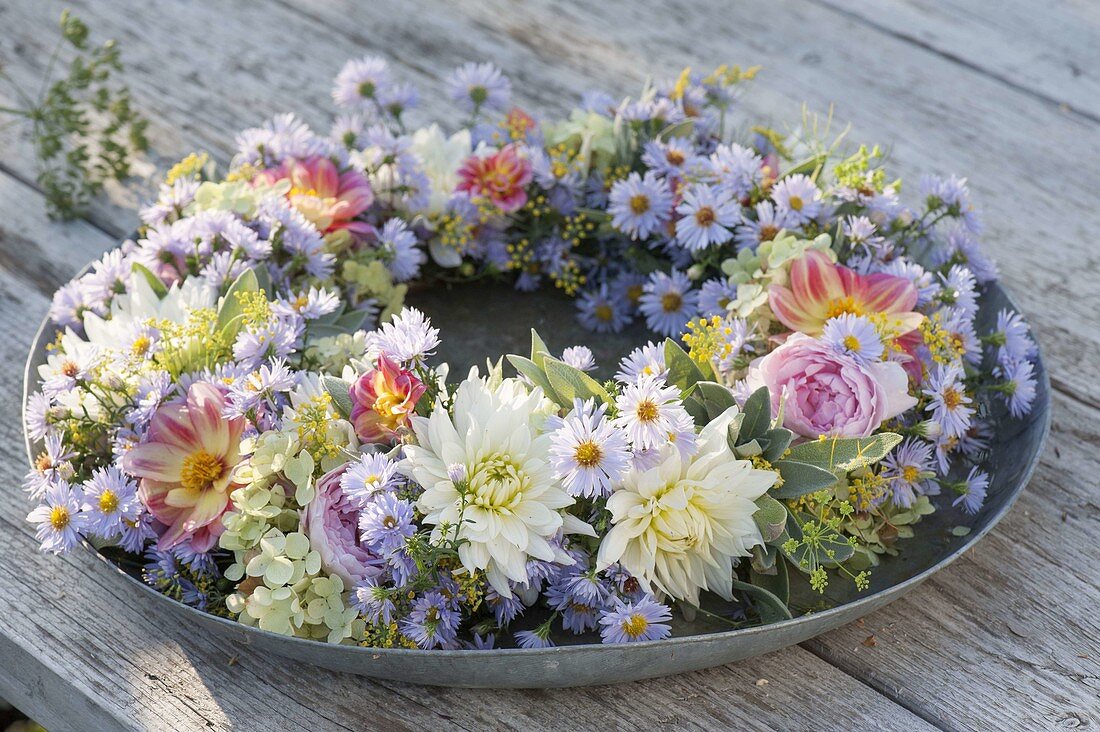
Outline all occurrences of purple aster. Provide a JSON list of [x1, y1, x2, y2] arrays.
[[467, 633, 497, 650], [843, 215, 887, 256], [400, 591, 461, 649], [234, 113, 335, 168], [359, 492, 415, 555], [615, 341, 667, 383], [27, 480, 88, 555], [608, 171, 674, 240], [81, 466, 141, 539], [559, 346, 596, 373], [514, 628, 555, 649], [379, 82, 419, 118], [549, 399, 631, 499], [364, 307, 440, 365], [576, 284, 633, 333], [771, 173, 824, 225], [822, 314, 883, 365], [940, 265, 979, 317], [674, 184, 739, 251], [697, 278, 738, 317], [992, 309, 1036, 365], [24, 391, 52, 442], [377, 218, 425, 282], [273, 287, 340, 321], [641, 138, 700, 179], [446, 62, 511, 113], [995, 358, 1038, 418], [486, 587, 525, 626], [341, 453, 399, 504], [48, 281, 89, 330], [953, 467, 990, 514], [579, 89, 616, 114], [923, 363, 975, 439], [117, 513, 156, 554], [23, 433, 74, 500], [353, 576, 398, 625], [332, 56, 394, 110], [598, 596, 673, 644], [880, 438, 938, 508], [638, 269, 699, 337], [735, 200, 792, 251], [707, 142, 762, 201]]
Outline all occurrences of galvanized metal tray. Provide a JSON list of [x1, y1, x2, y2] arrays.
[[23, 278, 1050, 688]]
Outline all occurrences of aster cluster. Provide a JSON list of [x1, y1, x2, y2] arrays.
[[24, 58, 1041, 649]]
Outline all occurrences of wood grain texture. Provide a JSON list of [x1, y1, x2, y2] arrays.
[[1, 0, 1098, 729]]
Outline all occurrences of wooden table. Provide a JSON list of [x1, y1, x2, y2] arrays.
[[0, 1, 1097, 729]]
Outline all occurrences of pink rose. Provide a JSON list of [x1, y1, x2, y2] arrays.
[[300, 464, 383, 586], [747, 334, 917, 438]]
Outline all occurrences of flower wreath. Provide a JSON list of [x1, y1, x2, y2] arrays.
[[25, 58, 1039, 649]]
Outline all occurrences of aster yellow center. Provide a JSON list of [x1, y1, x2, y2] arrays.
[[595, 304, 614, 322], [759, 223, 779, 241], [902, 466, 920, 483], [788, 195, 804, 211], [843, 334, 862, 352], [35, 452, 53, 472], [180, 449, 225, 492], [131, 336, 151, 357], [661, 292, 683, 313], [468, 454, 527, 511], [49, 505, 70, 531], [694, 206, 716, 226], [60, 360, 80, 378], [622, 613, 650, 639], [627, 284, 644, 304], [629, 194, 650, 214], [98, 490, 119, 514], [573, 440, 604, 468], [666, 150, 685, 166], [636, 400, 659, 423], [943, 387, 963, 410]]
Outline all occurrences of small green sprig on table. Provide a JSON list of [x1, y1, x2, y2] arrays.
[[0, 9, 148, 219]]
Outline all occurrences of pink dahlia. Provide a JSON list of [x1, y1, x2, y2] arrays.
[[349, 354, 426, 444], [122, 382, 246, 551], [456, 143, 533, 213], [746, 333, 917, 439], [769, 249, 923, 336], [259, 155, 374, 236], [300, 464, 384, 586]]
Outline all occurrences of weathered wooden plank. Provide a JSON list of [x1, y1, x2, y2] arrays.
[[812, 0, 1100, 122], [0, 170, 938, 731], [1, 0, 1099, 409]]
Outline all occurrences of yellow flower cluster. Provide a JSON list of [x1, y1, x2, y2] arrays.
[[681, 315, 736, 365]]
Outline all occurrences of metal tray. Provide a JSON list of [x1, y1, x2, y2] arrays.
[[23, 278, 1050, 688]]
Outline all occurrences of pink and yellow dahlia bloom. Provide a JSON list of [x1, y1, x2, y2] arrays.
[[123, 382, 246, 551], [769, 249, 923, 337], [259, 155, 374, 236], [349, 355, 426, 444], [456, 143, 533, 213]]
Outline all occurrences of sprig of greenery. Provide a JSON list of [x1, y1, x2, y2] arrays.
[[0, 10, 148, 219]]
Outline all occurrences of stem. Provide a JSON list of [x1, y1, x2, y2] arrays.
[[0, 104, 30, 116]]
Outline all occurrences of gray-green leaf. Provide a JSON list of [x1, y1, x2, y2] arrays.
[[772, 460, 839, 498], [322, 375, 354, 420], [543, 358, 611, 407], [507, 355, 561, 405], [738, 386, 772, 444], [785, 433, 904, 472], [732, 578, 792, 624], [663, 338, 707, 394]]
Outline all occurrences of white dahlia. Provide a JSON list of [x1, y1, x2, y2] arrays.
[[400, 372, 593, 595], [596, 406, 778, 606]]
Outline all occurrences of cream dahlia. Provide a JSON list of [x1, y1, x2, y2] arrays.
[[400, 372, 593, 595], [596, 405, 777, 606]]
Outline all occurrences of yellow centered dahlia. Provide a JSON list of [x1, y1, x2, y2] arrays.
[[596, 406, 778, 606], [400, 372, 594, 595]]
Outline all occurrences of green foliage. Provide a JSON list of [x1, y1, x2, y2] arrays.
[[543, 357, 611, 406], [785, 433, 904, 473], [732, 578, 792, 624], [215, 268, 259, 340], [0, 10, 148, 219], [130, 262, 168, 298], [321, 376, 354, 420], [663, 338, 708, 394], [752, 494, 789, 544], [737, 386, 771, 443], [772, 460, 839, 499]]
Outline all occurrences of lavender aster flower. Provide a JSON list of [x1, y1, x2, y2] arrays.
[[81, 466, 141, 539], [377, 218, 425, 282], [446, 62, 511, 112], [332, 56, 394, 110], [27, 480, 88, 555], [549, 399, 631, 498], [365, 307, 440, 365], [608, 172, 673, 240], [598, 596, 673, 643], [359, 492, 416, 554], [615, 341, 667, 383], [953, 467, 990, 514], [771, 174, 824, 225], [697, 278, 737, 317], [822, 314, 883, 365], [400, 591, 461, 649], [353, 576, 398, 625], [923, 363, 975, 439], [576, 285, 632, 333], [341, 453, 400, 504], [995, 358, 1038, 418], [675, 184, 739, 251], [638, 269, 699, 336], [560, 346, 596, 372]]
